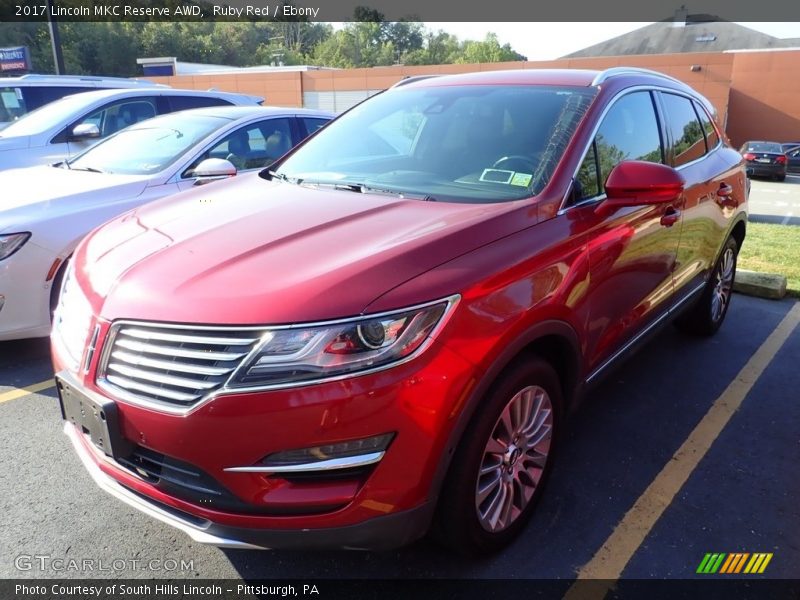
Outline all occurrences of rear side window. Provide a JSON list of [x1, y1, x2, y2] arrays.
[[573, 91, 663, 202], [661, 93, 707, 167], [168, 96, 232, 111], [300, 117, 329, 138], [692, 100, 719, 150], [23, 86, 87, 112]]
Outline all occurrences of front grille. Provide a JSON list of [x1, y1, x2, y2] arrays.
[[99, 323, 265, 408]]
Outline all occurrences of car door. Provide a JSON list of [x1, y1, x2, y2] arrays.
[[566, 90, 681, 373], [658, 92, 744, 298], [175, 117, 297, 191]]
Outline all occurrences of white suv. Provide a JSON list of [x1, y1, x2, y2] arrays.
[[0, 88, 264, 170], [0, 74, 166, 128]]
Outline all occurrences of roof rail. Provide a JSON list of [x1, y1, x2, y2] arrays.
[[591, 67, 685, 87], [12, 74, 158, 85], [391, 75, 440, 89]]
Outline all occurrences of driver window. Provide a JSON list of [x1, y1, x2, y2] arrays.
[[572, 91, 663, 205], [184, 118, 293, 177], [78, 99, 157, 138]]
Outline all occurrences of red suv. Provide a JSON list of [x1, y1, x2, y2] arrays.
[[52, 68, 747, 555]]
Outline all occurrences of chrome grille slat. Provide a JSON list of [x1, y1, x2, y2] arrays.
[[106, 363, 219, 390], [100, 322, 266, 409], [120, 328, 257, 346], [115, 338, 247, 361], [110, 350, 233, 376], [105, 374, 200, 403]]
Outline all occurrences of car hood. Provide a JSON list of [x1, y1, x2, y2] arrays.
[[0, 166, 150, 230], [78, 174, 529, 325], [0, 135, 31, 152]]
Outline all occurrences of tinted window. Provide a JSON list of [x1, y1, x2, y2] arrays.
[[78, 98, 157, 137], [168, 96, 232, 111], [593, 91, 663, 196], [661, 93, 706, 167], [186, 117, 294, 175], [742, 142, 783, 153], [301, 117, 329, 138], [23, 86, 87, 112], [277, 85, 596, 203], [692, 100, 719, 150]]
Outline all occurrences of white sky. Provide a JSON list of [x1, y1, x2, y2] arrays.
[[426, 22, 800, 60]]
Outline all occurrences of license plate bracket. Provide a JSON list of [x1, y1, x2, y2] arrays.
[[58, 376, 133, 460]]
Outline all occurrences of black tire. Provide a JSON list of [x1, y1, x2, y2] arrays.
[[776, 174, 786, 182], [49, 257, 70, 317], [675, 236, 738, 336], [431, 356, 562, 556]]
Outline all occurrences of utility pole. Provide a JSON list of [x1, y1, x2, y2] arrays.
[[46, 0, 66, 74]]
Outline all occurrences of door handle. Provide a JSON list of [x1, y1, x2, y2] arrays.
[[715, 183, 736, 207], [660, 206, 680, 227]]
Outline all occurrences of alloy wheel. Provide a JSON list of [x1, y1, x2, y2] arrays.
[[711, 247, 735, 323], [475, 385, 553, 532]]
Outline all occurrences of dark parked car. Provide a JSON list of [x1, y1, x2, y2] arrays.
[[53, 67, 747, 555], [780, 142, 800, 153], [740, 141, 787, 181], [785, 145, 800, 174]]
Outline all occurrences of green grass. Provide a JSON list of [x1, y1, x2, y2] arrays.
[[739, 223, 800, 298]]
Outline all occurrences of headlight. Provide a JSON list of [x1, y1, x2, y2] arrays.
[[0, 232, 31, 261], [228, 296, 459, 388]]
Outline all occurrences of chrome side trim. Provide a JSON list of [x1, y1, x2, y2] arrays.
[[585, 281, 706, 384], [224, 451, 385, 474], [63, 422, 263, 550], [84, 325, 101, 373]]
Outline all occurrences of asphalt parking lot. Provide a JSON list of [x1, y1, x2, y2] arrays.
[[0, 294, 798, 584], [749, 174, 800, 225]]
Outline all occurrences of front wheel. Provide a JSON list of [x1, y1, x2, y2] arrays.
[[675, 236, 738, 336], [432, 357, 561, 555]]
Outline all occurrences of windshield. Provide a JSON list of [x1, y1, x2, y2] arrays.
[[0, 93, 95, 137], [69, 114, 226, 175], [744, 142, 783, 153], [275, 84, 596, 202]]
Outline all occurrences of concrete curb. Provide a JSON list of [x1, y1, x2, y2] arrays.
[[734, 269, 788, 300]]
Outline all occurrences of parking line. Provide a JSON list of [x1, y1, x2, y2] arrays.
[[0, 379, 56, 405], [565, 301, 800, 597]]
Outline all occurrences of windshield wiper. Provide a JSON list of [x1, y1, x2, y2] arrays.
[[298, 180, 437, 201], [70, 166, 106, 173], [265, 169, 294, 184]]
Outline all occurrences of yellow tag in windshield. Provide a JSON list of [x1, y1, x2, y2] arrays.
[[510, 173, 532, 187]]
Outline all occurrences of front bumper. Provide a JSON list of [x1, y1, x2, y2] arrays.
[[64, 421, 434, 550], [54, 326, 476, 549], [0, 241, 57, 340]]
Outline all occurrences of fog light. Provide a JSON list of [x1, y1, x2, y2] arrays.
[[264, 433, 394, 467], [224, 433, 394, 474]]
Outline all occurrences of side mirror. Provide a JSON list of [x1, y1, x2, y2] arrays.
[[595, 160, 685, 216], [192, 158, 237, 186], [70, 123, 101, 141]]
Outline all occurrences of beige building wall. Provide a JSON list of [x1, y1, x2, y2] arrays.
[[147, 48, 800, 148]]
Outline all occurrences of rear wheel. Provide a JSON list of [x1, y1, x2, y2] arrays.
[[675, 236, 738, 336], [432, 357, 561, 555], [776, 174, 786, 182]]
